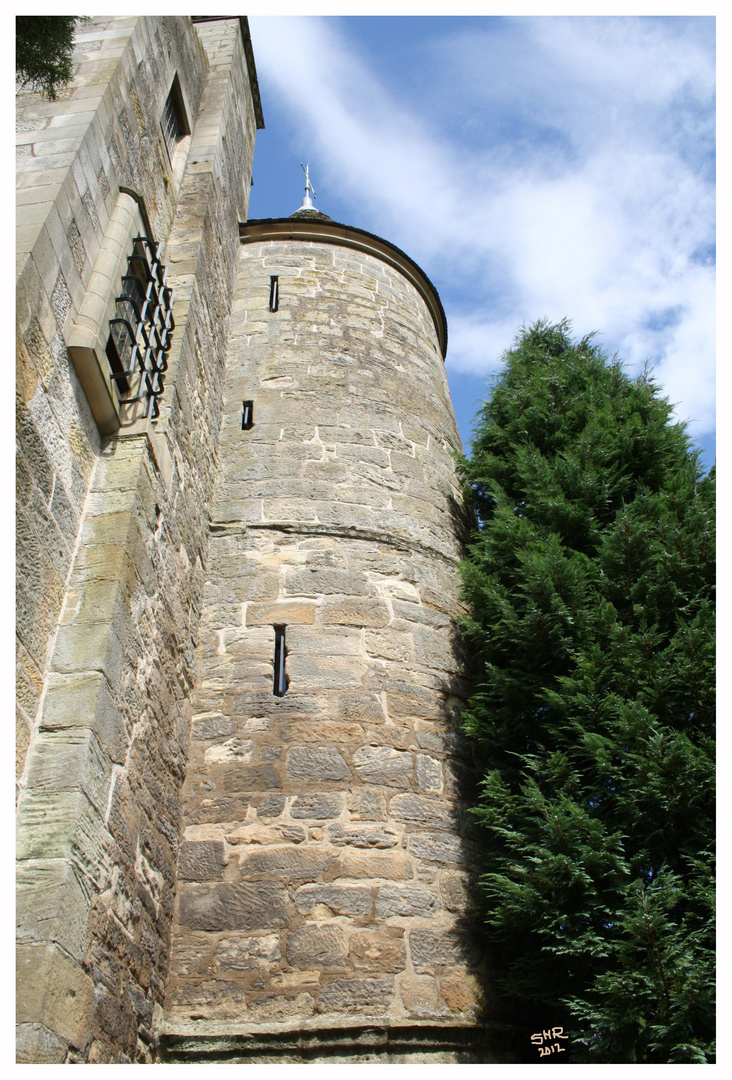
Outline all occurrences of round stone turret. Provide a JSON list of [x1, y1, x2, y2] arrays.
[[162, 214, 491, 1062]]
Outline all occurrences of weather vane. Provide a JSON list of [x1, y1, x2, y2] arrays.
[[300, 163, 316, 210]]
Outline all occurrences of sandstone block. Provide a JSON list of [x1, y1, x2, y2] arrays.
[[416, 753, 443, 793], [177, 841, 225, 882], [286, 654, 367, 690], [287, 746, 351, 782], [338, 694, 386, 724], [375, 884, 440, 919], [16, 942, 94, 1053], [215, 934, 282, 971], [285, 567, 368, 596], [290, 794, 343, 820], [246, 600, 316, 626], [286, 626, 362, 655], [328, 823, 399, 849], [40, 671, 125, 764], [439, 968, 482, 1013], [318, 597, 389, 628], [399, 974, 445, 1018], [364, 628, 412, 662], [286, 925, 348, 969], [318, 976, 394, 1014], [407, 832, 465, 867], [440, 873, 470, 914], [238, 845, 337, 882], [256, 795, 286, 819], [349, 929, 405, 974], [179, 882, 288, 932], [348, 791, 387, 820], [191, 712, 236, 741], [338, 850, 413, 881], [352, 745, 413, 788], [409, 930, 473, 969], [388, 793, 458, 831], [294, 884, 373, 918], [222, 765, 282, 791]]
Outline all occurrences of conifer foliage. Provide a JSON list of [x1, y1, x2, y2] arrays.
[[16, 17, 84, 100], [459, 321, 715, 1063]]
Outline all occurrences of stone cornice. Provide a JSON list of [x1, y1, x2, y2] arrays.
[[239, 217, 448, 359]]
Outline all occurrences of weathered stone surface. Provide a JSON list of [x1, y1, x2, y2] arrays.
[[237, 845, 337, 882], [409, 931, 474, 969], [286, 925, 348, 969], [352, 745, 413, 788], [328, 823, 399, 849], [191, 713, 236, 741], [416, 753, 443, 793], [399, 974, 445, 1017], [348, 791, 387, 820], [290, 794, 343, 819], [178, 883, 288, 932], [439, 969, 483, 1013], [318, 976, 394, 1013], [287, 746, 351, 782], [408, 832, 465, 867], [375, 884, 440, 918], [294, 884, 373, 917], [389, 793, 458, 830], [178, 842, 225, 882], [16, 943, 94, 1053], [349, 929, 405, 973], [215, 934, 282, 971], [337, 850, 413, 881]]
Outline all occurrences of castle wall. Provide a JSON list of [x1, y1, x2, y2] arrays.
[[160, 235, 489, 1060], [16, 17, 260, 1062]]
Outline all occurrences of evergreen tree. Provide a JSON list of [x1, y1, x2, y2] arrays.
[[459, 320, 715, 1063], [16, 17, 84, 100]]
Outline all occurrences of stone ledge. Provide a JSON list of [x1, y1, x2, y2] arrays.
[[158, 1019, 516, 1063]]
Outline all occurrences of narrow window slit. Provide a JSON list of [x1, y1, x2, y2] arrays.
[[269, 276, 279, 312], [241, 400, 254, 430], [273, 625, 288, 697]]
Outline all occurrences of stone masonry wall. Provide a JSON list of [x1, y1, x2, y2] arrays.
[[16, 18, 259, 1063], [161, 236, 490, 1059]]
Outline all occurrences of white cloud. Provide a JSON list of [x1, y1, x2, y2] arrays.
[[249, 15, 715, 444]]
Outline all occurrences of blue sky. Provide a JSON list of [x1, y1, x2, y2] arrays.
[[246, 14, 716, 471]]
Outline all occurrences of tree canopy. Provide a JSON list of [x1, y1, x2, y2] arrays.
[[459, 320, 715, 1063], [16, 17, 84, 100]]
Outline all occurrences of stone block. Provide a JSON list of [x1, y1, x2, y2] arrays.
[[290, 794, 343, 820], [337, 851, 413, 881], [318, 976, 394, 1014], [285, 566, 368, 596], [407, 832, 465, 867], [352, 745, 413, 788], [399, 974, 445, 1018], [178, 841, 225, 882], [245, 600, 317, 626], [16, 788, 112, 889], [16, 859, 91, 962], [286, 746, 351, 782], [328, 823, 399, 849], [416, 753, 443, 793], [286, 653, 367, 690], [215, 934, 282, 971], [348, 791, 387, 820], [294, 884, 373, 918], [318, 597, 390, 628], [349, 929, 405, 974], [286, 626, 362, 656], [237, 845, 337, 882], [191, 712, 236, 741], [338, 694, 385, 724], [22, 728, 111, 818], [364, 629, 412, 661], [375, 884, 440, 919], [16, 942, 94, 1053], [38, 672, 124, 765], [178, 882, 288, 932], [388, 793, 458, 831], [409, 930, 472, 969], [286, 924, 348, 969], [439, 968, 483, 1013]]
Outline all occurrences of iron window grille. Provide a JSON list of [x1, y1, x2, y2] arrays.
[[105, 236, 174, 420]]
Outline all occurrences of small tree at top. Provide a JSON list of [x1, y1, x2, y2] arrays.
[[16, 16, 83, 100], [459, 320, 715, 1063]]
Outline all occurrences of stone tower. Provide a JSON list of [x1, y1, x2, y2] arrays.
[[159, 204, 489, 1062], [16, 17, 497, 1064]]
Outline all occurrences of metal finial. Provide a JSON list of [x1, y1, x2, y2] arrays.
[[299, 163, 316, 210]]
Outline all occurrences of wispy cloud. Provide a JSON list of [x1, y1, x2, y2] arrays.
[[249, 15, 715, 443]]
